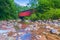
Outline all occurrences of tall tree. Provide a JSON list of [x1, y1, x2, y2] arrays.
[[29, 0, 38, 9], [0, 0, 18, 20]]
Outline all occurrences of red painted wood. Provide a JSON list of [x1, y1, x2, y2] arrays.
[[19, 10, 31, 17]]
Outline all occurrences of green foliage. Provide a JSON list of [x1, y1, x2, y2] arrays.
[[0, 0, 18, 20], [25, 0, 60, 20], [29, 0, 38, 9], [25, 9, 60, 20], [25, 13, 38, 20], [36, 0, 51, 13], [36, 0, 60, 13], [52, 0, 60, 8], [42, 9, 60, 20]]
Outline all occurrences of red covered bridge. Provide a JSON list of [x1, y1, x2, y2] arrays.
[[18, 9, 36, 20], [18, 9, 36, 17], [19, 10, 32, 17]]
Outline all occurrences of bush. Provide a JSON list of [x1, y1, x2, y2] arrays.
[[25, 13, 38, 21], [44, 9, 60, 20], [25, 9, 60, 20]]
